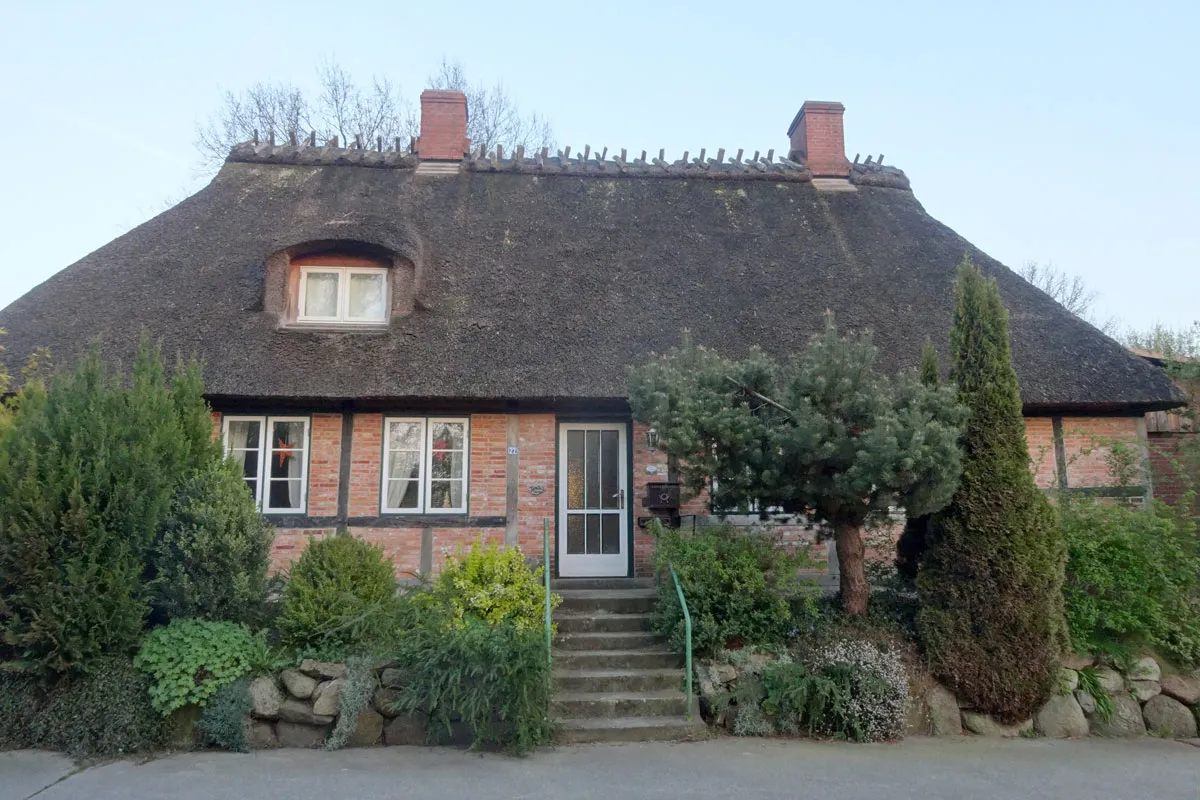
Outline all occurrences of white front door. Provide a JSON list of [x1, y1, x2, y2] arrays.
[[558, 423, 629, 577]]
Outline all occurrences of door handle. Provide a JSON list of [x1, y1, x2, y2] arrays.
[[619, 489, 625, 509]]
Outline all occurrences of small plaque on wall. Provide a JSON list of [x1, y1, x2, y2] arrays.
[[529, 483, 545, 496]]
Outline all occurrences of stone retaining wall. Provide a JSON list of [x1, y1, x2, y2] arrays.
[[241, 659, 447, 749]]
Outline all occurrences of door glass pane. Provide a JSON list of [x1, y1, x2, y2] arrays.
[[600, 430, 619, 509], [387, 480, 419, 510], [566, 430, 584, 509], [303, 272, 339, 318], [429, 480, 463, 510], [584, 431, 600, 509], [602, 514, 620, 555], [567, 515, 585, 554], [348, 272, 386, 320], [585, 514, 601, 554]]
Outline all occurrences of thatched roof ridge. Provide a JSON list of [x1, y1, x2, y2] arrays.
[[0, 158, 1182, 412]]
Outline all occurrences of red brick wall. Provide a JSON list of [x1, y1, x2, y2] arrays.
[[1025, 417, 1058, 489], [469, 414, 507, 516], [632, 422, 669, 577], [1149, 432, 1197, 510], [350, 527, 422, 575], [210, 411, 222, 440], [269, 527, 335, 573], [307, 413, 341, 516], [349, 413, 383, 516], [431, 527, 505, 575], [517, 415, 556, 563], [789, 102, 850, 177], [416, 90, 469, 160], [1061, 417, 1141, 488]]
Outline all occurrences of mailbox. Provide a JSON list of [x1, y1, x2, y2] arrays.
[[645, 481, 681, 510]]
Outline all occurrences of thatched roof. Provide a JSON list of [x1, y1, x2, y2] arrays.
[[0, 144, 1184, 413]]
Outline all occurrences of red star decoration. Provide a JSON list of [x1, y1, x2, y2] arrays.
[[276, 436, 295, 468]]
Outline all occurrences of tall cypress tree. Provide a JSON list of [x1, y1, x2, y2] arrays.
[[917, 257, 1067, 723], [895, 339, 941, 580]]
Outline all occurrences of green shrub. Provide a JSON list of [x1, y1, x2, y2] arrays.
[[134, 619, 257, 714], [151, 460, 274, 625], [277, 534, 398, 655], [195, 677, 252, 752], [1061, 497, 1200, 666], [0, 656, 167, 756], [390, 613, 553, 755], [324, 656, 376, 751], [761, 660, 857, 738], [0, 340, 222, 677], [654, 523, 805, 656], [421, 541, 558, 632], [918, 258, 1067, 724]]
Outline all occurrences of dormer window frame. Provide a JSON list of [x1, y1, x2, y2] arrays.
[[297, 263, 390, 325]]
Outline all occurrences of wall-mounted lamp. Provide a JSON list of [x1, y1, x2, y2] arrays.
[[646, 427, 660, 452]]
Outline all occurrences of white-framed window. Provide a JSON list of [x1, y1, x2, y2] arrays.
[[382, 417, 469, 514], [222, 416, 310, 514], [298, 265, 388, 324]]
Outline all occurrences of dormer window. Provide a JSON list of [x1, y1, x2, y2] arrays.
[[298, 265, 388, 324]]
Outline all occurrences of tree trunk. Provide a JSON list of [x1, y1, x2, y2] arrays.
[[834, 518, 869, 615]]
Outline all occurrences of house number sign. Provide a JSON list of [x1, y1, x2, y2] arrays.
[[508, 446, 519, 455]]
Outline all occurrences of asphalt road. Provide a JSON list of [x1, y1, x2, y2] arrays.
[[3, 737, 1197, 800]]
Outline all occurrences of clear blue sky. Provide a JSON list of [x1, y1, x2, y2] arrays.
[[1, 0, 1196, 332]]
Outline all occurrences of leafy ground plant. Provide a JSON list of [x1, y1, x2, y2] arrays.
[[134, 619, 257, 714], [324, 656, 376, 751], [1076, 667, 1114, 723]]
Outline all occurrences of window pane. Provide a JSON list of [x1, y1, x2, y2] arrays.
[[566, 515, 585, 554], [270, 421, 306, 480], [600, 430, 619, 509], [227, 419, 261, 451], [430, 422, 465, 451], [430, 451, 463, 479], [388, 450, 421, 482], [268, 479, 302, 510], [602, 514, 620, 554], [566, 431, 584, 509], [388, 421, 423, 451], [230, 447, 259, 481], [429, 480, 463, 510], [348, 272, 386, 320], [387, 480, 419, 510], [584, 431, 600, 509], [304, 272, 339, 318], [243, 478, 258, 502]]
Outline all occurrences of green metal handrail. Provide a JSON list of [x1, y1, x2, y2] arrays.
[[669, 564, 693, 721], [543, 518, 552, 666]]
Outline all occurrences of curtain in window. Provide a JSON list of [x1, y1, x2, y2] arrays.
[[268, 421, 305, 510], [226, 419, 261, 500]]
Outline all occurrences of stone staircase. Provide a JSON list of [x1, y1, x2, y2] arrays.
[[551, 578, 705, 744]]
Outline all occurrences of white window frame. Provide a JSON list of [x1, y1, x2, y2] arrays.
[[297, 265, 389, 324], [221, 415, 310, 514], [381, 416, 470, 514]]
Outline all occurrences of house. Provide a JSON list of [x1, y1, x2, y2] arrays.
[[0, 90, 1186, 580]]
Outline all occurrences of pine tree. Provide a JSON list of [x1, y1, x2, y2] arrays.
[[895, 339, 942, 580], [917, 257, 1067, 723], [630, 315, 966, 614]]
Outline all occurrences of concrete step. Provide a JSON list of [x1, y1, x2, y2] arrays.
[[555, 612, 654, 634], [556, 589, 657, 615], [554, 648, 679, 671], [552, 578, 656, 591], [555, 631, 660, 651], [556, 715, 707, 744], [553, 690, 689, 719], [553, 668, 681, 694]]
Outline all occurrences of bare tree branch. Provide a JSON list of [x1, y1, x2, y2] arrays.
[[194, 58, 549, 172], [1018, 261, 1119, 336]]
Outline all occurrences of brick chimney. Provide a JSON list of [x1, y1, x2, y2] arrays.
[[416, 90, 470, 161], [787, 101, 850, 177]]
